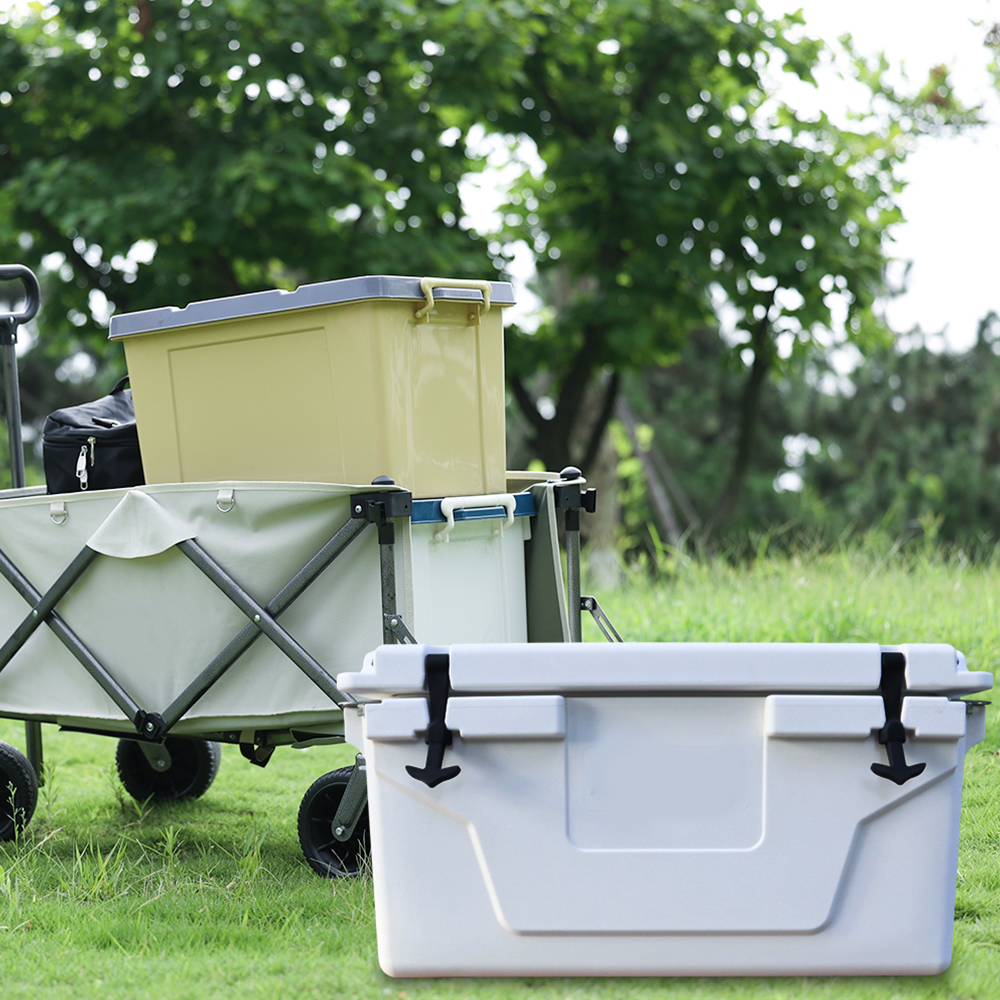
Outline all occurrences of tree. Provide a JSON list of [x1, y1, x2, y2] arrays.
[[422, 0, 973, 537], [795, 314, 1000, 547], [0, 0, 492, 428], [0, 0, 975, 539]]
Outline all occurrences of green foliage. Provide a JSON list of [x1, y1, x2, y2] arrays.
[[794, 314, 1000, 546], [616, 324, 803, 558], [616, 313, 1000, 560], [451, 0, 968, 489], [0, 0, 492, 386]]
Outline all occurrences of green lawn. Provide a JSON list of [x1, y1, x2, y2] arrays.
[[1, 544, 999, 999]]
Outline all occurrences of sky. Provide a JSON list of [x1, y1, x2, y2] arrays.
[[758, 0, 1000, 351], [467, 0, 1000, 352]]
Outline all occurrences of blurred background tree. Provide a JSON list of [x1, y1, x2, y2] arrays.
[[616, 315, 1000, 560], [0, 0, 493, 430], [0, 0, 990, 558], [434, 0, 974, 542]]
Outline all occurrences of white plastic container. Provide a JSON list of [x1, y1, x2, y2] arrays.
[[339, 642, 992, 977], [405, 494, 530, 644]]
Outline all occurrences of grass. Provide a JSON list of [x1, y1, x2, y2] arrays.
[[0, 543, 999, 998]]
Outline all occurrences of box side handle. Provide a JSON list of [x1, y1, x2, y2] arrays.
[[414, 277, 492, 320], [435, 493, 516, 541]]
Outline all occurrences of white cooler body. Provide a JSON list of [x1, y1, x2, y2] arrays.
[[339, 642, 992, 977]]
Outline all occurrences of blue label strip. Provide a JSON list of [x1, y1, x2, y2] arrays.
[[411, 492, 536, 525]]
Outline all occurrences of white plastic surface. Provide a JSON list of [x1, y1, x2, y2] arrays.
[[347, 642, 992, 977], [764, 694, 885, 739], [406, 518, 528, 645], [897, 644, 993, 693], [363, 698, 430, 742], [445, 695, 565, 740], [340, 640, 992, 696]]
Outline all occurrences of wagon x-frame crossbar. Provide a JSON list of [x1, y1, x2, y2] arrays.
[[0, 489, 414, 778]]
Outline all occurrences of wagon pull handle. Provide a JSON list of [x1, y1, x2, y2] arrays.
[[0, 264, 40, 492], [0, 264, 41, 334]]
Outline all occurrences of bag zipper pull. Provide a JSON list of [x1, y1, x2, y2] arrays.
[[76, 444, 89, 490], [75, 436, 96, 491]]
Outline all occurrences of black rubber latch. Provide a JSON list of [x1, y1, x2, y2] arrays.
[[405, 652, 461, 788], [871, 651, 926, 786]]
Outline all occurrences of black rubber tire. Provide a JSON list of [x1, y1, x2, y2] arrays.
[[0, 740, 38, 841], [115, 737, 221, 801], [298, 766, 370, 878]]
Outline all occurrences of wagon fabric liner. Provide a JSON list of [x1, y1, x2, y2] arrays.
[[0, 481, 405, 737]]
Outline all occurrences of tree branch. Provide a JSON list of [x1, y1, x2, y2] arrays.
[[509, 373, 548, 437], [578, 369, 620, 475], [704, 292, 777, 540], [616, 396, 684, 548]]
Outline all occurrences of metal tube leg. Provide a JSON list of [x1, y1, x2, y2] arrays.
[[0, 544, 144, 725], [331, 754, 368, 842], [0, 546, 100, 672], [566, 509, 582, 643], [24, 721, 43, 786], [2, 342, 25, 489], [177, 539, 349, 704], [159, 515, 370, 729], [380, 536, 397, 643]]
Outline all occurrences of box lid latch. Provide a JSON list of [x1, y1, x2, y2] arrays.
[[871, 651, 926, 785], [405, 652, 461, 788]]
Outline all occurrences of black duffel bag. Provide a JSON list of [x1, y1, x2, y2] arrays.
[[43, 376, 145, 493]]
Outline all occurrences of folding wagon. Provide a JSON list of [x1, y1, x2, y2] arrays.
[[0, 266, 601, 876]]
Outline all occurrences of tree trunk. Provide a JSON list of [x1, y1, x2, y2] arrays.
[[703, 305, 775, 541], [615, 398, 684, 549], [510, 344, 620, 476]]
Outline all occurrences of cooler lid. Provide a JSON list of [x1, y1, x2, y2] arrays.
[[109, 275, 516, 339], [337, 642, 992, 697]]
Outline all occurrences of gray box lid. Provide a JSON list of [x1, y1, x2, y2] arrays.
[[108, 275, 515, 339]]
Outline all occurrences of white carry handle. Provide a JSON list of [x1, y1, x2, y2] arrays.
[[435, 493, 516, 542]]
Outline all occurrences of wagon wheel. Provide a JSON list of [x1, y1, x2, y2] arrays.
[[0, 741, 38, 841], [298, 766, 370, 878], [115, 737, 221, 801]]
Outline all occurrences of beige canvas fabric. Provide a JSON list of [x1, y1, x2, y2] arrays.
[[0, 482, 393, 729]]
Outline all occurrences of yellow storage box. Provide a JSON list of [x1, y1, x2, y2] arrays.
[[108, 276, 513, 498]]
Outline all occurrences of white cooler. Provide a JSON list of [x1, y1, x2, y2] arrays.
[[339, 642, 992, 977]]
